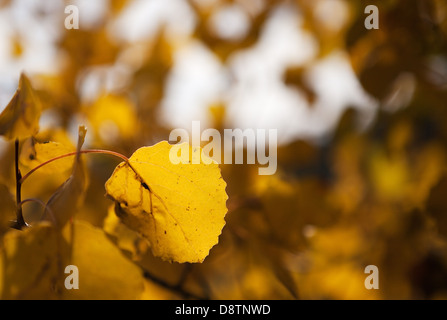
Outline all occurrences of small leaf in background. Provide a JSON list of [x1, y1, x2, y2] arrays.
[[105, 141, 228, 263], [62, 220, 144, 299], [0, 184, 16, 236], [20, 140, 75, 175], [0, 73, 41, 140], [0, 222, 64, 300], [19, 129, 78, 204], [103, 205, 147, 258], [42, 126, 88, 228], [86, 94, 139, 145]]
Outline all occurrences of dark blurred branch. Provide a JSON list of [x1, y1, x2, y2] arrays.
[[12, 139, 26, 230], [142, 268, 208, 300]]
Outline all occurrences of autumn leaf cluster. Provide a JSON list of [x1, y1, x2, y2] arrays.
[[0, 73, 228, 299]]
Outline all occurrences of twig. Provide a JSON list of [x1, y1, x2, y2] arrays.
[[18, 198, 57, 226], [175, 264, 194, 290], [14, 139, 26, 229], [19, 149, 129, 184], [142, 269, 207, 300]]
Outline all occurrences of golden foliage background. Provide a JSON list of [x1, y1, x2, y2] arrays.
[[0, 0, 447, 299]]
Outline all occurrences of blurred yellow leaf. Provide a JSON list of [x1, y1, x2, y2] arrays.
[[42, 126, 88, 228], [20, 129, 78, 203], [0, 73, 41, 140], [105, 141, 228, 263], [0, 222, 63, 299], [0, 218, 144, 300], [20, 140, 75, 175], [86, 94, 139, 144], [0, 184, 16, 236], [103, 205, 146, 258], [62, 220, 144, 299], [369, 149, 409, 201]]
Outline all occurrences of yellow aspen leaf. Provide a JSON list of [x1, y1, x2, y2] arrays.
[[0, 222, 63, 300], [20, 140, 75, 175], [62, 220, 144, 300], [0, 73, 42, 140], [105, 141, 228, 263], [34, 128, 77, 148], [42, 126, 88, 228]]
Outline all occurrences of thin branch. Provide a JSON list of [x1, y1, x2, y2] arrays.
[[14, 139, 26, 229], [142, 269, 207, 300], [20, 149, 129, 184], [19, 197, 47, 208], [19, 198, 57, 226], [175, 264, 194, 290]]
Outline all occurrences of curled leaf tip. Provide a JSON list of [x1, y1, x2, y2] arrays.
[[76, 125, 87, 152]]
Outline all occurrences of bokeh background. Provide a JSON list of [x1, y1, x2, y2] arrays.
[[1, 0, 447, 299]]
